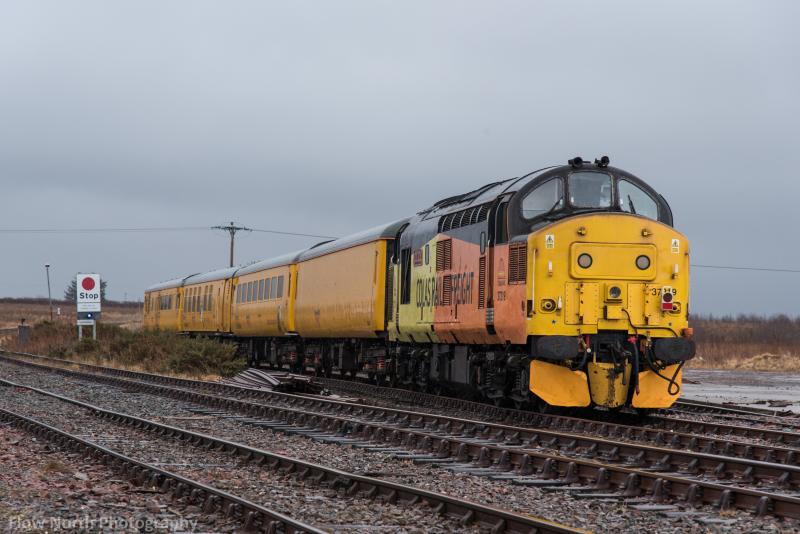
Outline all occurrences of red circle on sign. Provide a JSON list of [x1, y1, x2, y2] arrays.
[[82, 277, 95, 291]]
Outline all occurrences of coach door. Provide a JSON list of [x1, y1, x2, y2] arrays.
[[222, 279, 233, 332]]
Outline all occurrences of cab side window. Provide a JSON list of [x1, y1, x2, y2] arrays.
[[521, 178, 563, 219]]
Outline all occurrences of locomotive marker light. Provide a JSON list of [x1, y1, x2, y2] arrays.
[[661, 286, 674, 311], [76, 273, 101, 340]]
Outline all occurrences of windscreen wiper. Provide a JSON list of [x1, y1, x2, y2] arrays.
[[541, 198, 564, 219], [627, 194, 637, 214]]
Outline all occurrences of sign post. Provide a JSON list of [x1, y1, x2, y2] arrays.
[[76, 274, 101, 340]]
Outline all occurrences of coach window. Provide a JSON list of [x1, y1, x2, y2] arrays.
[[618, 179, 658, 220], [270, 276, 278, 299], [236, 286, 241, 303], [521, 178, 563, 219], [277, 276, 284, 298], [208, 291, 213, 309], [265, 278, 271, 300], [569, 172, 612, 208], [256, 279, 263, 300]]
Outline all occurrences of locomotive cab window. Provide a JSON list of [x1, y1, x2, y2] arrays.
[[618, 179, 659, 220], [521, 178, 563, 219], [569, 172, 612, 208]]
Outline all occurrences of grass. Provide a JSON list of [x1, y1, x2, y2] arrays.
[[3, 321, 245, 378], [0, 298, 142, 330], [689, 314, 800, 372]]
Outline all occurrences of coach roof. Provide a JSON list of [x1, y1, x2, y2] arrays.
[[297, 218, 409, 262], [237, 250, 306, 276], [145, 275, 196, 292]]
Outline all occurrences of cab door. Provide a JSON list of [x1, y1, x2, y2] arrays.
[[486, 195, 511, 334]]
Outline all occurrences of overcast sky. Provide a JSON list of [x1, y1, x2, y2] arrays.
[[1, 1, 798, 316]]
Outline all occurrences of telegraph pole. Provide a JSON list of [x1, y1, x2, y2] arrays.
[[212, 222, 252, 267], [45, 263, 53, 321]]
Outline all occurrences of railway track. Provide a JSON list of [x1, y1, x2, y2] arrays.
[[2, 353, 800, 522], [314, 376, 800, 445], [5, 350, 799, 449], [671, 399, 800, 429], [0, 408, 324, 534], [0, 377, 578, 534]]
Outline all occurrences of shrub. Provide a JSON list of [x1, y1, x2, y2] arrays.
[[3, 321, 245, 378]]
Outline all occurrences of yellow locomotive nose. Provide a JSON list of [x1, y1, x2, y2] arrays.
[[527, 213, 692, 410]]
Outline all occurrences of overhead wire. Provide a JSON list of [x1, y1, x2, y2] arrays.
[[0, 226, 336, 239]]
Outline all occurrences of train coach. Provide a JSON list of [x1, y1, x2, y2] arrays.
[[145, 157, 695, 411]]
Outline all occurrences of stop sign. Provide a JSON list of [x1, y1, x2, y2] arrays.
[[77, 274, 101, 312]]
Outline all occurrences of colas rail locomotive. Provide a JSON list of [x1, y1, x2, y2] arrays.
[[144, 157, 695, 411]]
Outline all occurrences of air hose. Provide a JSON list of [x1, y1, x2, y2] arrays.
[[621, 308, 683, 396]]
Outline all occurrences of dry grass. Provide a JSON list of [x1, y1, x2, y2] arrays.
[[2, 321, 245, 378], [690, 315, 800, 372], [0, 298, 142, 330]]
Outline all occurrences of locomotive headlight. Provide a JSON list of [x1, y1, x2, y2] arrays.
[[609, 286, 622, 299], [635, 255, 651, 270], [577, 253, 593, 269]]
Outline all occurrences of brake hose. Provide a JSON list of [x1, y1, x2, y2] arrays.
[[644, 346, 684, 396], [622, 308, 683, 395]]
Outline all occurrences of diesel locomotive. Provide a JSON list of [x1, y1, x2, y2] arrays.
[[144, 157, 695, 410]]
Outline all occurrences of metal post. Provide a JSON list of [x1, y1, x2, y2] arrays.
[[78, 325, 83, 340], [92, 323, 97, 340], [45, 264, 53, 321]]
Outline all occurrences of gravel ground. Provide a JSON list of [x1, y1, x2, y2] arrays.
[[0, 387, 470, 533], [0, 423, 239, 533], [2, 361, 798, 533]]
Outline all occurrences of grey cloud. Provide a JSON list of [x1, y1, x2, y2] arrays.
[[1, 0, 798, 315]]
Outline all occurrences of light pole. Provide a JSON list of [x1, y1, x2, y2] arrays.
[[45, 263, 53, 321]]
